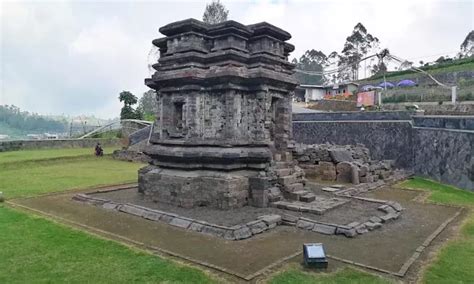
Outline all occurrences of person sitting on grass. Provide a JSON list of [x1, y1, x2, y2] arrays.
[[95, 143, 104, 157]]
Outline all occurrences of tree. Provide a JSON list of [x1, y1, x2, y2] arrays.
[[139, 90, 157, 121], [119, 91, 142, 120], [293, 49, 328, 85], [203, 0, 228, 24], [459, 30, 474, 58], [338, 23, 380, 81]]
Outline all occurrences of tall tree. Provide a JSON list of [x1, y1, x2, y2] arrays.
[[338, 23, 380, 81], [203, 0, 229, 24], [119, 91, 142, 120], [139, 90, 158, 121], [459, 30, 474, 58], [293, 49, 328, 85]]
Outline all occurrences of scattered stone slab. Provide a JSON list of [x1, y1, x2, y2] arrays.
[[296, 219, 314, 230], [258, 214, 281, 228], [364, 221, 382, 231], [336, 226, 357, 237], [247, 220, 268, 234], [347, 222, 361, 228], [355, 224, 369, 234], [119, 204, 146, 217], [169, 217, 192, 229], [312, 223, 336, 235], [201, 225, 227, 238], [322, 187, 340, 192], [189, 222, 205, 232], [102, 202, 118, 210], [143, 210, 162, 221], [369, 216, 383, 223], [233, 226, 252, 240]]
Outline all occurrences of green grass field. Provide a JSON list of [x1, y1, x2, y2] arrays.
[[0, 148, 215, 283], [0, 146, 119, 165], [269, 267, 391, 284], [0, 157, 143, 199], [397, 177, 474, 284], [0, 205, 214, 283]]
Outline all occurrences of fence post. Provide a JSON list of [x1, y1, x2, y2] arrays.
[[451, 86, 457, 104]]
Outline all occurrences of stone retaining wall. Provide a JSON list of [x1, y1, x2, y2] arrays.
[[414, 127, 473, 191], [293, 120, 414, 169], [292, 112, 473, 191], [0, 138, 122, 152], [413, 115, 474, 130], [293, 111, 417, 122]]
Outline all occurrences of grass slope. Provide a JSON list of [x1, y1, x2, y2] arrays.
[[0, 205, 214, 284], [398, 177, 474, 284]]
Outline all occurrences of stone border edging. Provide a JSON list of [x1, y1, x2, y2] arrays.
[[72, 191, 404, 240]]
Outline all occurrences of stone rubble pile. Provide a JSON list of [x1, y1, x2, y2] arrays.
[[292, 143, 395, 185]]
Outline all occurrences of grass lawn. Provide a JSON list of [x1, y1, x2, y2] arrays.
[[0, 146, 119, 165], [0, 157, 143, 199], [397, 177, 474, 284], [269, 267, 391, 284], [0, 205, 214, 283]]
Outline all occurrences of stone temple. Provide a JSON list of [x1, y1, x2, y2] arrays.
[[139, 19, 307, 209]]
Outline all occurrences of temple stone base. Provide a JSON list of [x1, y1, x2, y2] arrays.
[[138, 166, 255, 209]]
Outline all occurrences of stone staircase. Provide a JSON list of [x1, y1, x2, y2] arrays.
[[268, 160, 315, 203]]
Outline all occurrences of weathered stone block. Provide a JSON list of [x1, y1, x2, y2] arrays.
[[312, 223, 336, 235], [119, 204, 146, 217], [102, 202, 118, 210], [336, 162, 353, 183], [233, 226, 253, 240], [336, 226, 357, 237], [329, 149, 354, 163], [296, 219, 314, 230], [258, 214, 282, 228], [169, 217, 192, 229], [319, 161, 336, 181], [143, 210, 162, 221]]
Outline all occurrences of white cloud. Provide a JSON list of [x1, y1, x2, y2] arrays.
[[1, 0, 472, 118]]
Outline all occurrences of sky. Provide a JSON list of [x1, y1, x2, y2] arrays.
[[1, 0, 473, 118]]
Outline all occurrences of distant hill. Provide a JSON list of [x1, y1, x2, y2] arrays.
[[0, 105, 68, 139]]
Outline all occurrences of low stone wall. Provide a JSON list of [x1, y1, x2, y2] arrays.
[[307, 99, 357, 112], [0, 138, 122, 152], [293, 110, 417, 122], [293, 120, 414, 168], [383, 101, 474, 115], [414, 127, 473, 191], [292, 144, 394, 184], [413, 115, 474, 130]]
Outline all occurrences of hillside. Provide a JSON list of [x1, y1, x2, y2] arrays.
[[357, 57, 474, 103]]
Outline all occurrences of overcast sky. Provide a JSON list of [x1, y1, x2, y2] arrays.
[[1, 0, 473, 118]]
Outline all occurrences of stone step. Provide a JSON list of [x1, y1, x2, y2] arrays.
[[275, 168, 292, 177], [300, 193, 316, 203], [278, 174, 299, 186], [268, 195, 282, 202], [287, 190, 309, 201], [275, 161, 292, 169], [286, 183, 304, 192]]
